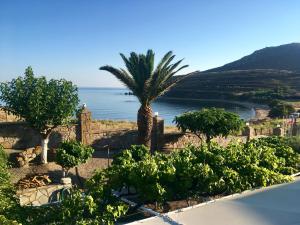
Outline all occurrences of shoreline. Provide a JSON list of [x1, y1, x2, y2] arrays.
[[159, 97, 269, 120]]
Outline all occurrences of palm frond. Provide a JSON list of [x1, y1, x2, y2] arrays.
[[147, 53, 188, 101], [99, 66, 137, 94], [100, 50, 188, 105], [155, 51, 173, 70]]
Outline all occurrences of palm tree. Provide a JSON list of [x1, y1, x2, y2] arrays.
[[99, 50, 188, 147]]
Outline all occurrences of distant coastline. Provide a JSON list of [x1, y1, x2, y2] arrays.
[[159, 97, 268, 120], [78, 88, 258, 124]]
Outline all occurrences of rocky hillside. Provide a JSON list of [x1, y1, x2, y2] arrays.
[[164, 43, 300, 104], [208, 43, 300, 72]]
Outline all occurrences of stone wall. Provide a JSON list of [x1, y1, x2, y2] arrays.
[[163, 132, 201, 150], [17, 184, 72, 206], [89, 120, 138, 150], [0, 107, 287, 153], [0, 108, 20, 122], [0, 122, 77, 149]]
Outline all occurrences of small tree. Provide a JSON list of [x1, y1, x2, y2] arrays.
[[268, 101, 295, 118], [0, 67, 79, 164], [174, 108, 244, 146], [56, 141, 94, 178]]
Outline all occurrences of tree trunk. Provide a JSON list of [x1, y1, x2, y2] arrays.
[[41, 135, 50, 164], [206, 135, 211, 149], [137, 104, 153, 147], [75, 166, 84, 188]]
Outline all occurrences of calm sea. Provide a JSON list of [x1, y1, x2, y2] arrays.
[[79, 88, 256, 125]]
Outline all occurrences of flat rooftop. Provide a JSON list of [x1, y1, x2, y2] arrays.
[[128, 178, 300, 225]]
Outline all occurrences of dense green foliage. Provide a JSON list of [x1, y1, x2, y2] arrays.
[[0, 144, 127, 225], [90, 139, 299, 205], [24, 188, 128, 225], [100, 50, 188, 146], [0, 145, 24, 224], [174, 108, 244, 144], [268, 101, 295, 118], [56, 141, 94, 173], [1, 136, 300, 224], [0, 67, 79, 135], [284, 136, 300, 154], [0, 67, 79, 163]]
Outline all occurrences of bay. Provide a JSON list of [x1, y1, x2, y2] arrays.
[[79, 88, 256, 125]]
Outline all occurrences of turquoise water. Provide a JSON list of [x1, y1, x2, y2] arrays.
[[79, 88, 256, 125]]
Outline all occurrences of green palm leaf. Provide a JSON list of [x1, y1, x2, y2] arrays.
[[99, 50, 188, 146]]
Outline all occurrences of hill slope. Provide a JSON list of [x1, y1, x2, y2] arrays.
[[208, 43, 300, 72], [164, 43, 300, 104]]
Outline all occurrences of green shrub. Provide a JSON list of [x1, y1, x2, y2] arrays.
[[24, 187, 128, 225], [284, 136, 300, 154], [56, 140, 94, 174], [112, 145, 149, 166], [89, 140, 299, 205], [247, 136, 300, 173], [0, 145, 24, 223], [0, 215, 20, 225]]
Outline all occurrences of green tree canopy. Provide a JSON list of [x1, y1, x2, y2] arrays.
[[268, 101, 295, 118], [0, 67, 79, 163], [100, 50, 188, 147], [174, 108, 244, 145], [56, 140, 94, 175]]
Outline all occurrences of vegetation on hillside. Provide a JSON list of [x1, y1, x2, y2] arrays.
[[165, 69, 300, 105], [99, 50, 188, 147], [166, 43, 300, 104], [0, 67, 79, 163]]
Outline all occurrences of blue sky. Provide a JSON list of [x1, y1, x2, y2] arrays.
[[1, 0, 300, 87]]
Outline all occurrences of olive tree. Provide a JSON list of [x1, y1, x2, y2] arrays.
[[0, 67, 79, 164], [174, 108, 244, 146]]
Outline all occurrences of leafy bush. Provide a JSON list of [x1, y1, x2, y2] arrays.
[[56, 140, 94, 174], [284, 136, 300, 154], [0, 145, 25, 223], [247, 137, 300, 172], [90, 140, 299, 205], [0, 215, 19, 225], [22, 187, 128, 225]]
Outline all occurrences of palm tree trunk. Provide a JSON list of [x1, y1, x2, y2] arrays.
[[137, 104, 153, 147]]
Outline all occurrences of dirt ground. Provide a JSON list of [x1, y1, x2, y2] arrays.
[[7, 149, 114, 185]]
